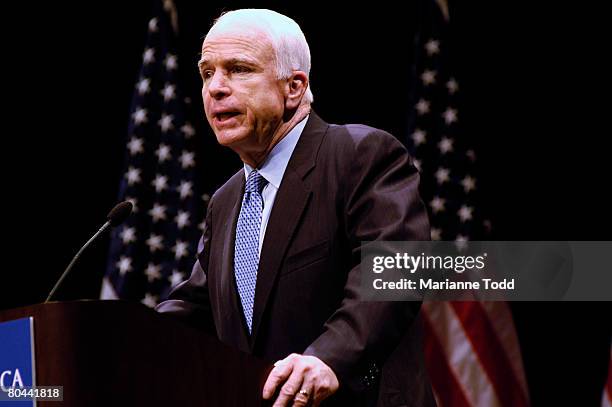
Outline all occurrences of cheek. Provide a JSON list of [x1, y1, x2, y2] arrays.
[[202, 91, 210, 116], [250, 89, 284, 118]]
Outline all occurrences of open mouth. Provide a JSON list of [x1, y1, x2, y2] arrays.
[[215, 112, 240, 124]]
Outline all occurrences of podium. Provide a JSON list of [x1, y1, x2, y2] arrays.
[[0, 301, 273, 406]]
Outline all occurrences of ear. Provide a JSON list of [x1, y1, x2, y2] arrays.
[[284, 71, 309, 110]]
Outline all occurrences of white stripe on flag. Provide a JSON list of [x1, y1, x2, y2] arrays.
[[480, 302, 530, 400], [424, 302, 503, 407], [100, 276, 119, 300]]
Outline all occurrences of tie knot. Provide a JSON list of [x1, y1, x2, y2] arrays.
[[245, 170, 268, 194]]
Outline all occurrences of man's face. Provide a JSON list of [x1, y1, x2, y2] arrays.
[[199, 27, 287, 156]]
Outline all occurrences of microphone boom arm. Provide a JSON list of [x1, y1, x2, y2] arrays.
[[45, 221, 111, 303]]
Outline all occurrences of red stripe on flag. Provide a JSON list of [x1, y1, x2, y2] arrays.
[[423, 312, 472, 407], [451, 302, 529, 407]]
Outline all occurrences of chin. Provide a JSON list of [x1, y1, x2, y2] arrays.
[[214, 128, 249, 148]]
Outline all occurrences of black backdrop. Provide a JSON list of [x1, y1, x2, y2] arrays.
[[3, 1, 611, 405]]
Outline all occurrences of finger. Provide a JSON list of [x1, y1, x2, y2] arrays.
[[291, 390, 310, 407], [263, 357, 295, 399], [291, 378, 314, 407], [276, 353, 299, 366], [273, 368, 304, 407]]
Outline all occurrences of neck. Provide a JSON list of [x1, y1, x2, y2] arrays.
[[240, 103, 310, 168]]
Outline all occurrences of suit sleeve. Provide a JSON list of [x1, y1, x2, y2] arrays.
[[155, 196, 216, 334], [303, 130, 430, 392]]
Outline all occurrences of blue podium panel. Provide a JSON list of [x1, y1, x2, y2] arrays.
[[0, 317, 35, 407]]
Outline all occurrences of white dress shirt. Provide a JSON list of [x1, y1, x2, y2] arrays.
[[243, 115, 309, 255]]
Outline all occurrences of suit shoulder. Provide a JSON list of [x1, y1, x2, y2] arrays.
[[325, 122, 408, 158], [209, 169, 243, 206]]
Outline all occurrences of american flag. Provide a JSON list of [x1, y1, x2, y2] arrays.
[[102, 0, 204, 308], [405, 1, 530, 406]]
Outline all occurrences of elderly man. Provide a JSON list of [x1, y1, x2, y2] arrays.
[[156, 9, 434, 407]]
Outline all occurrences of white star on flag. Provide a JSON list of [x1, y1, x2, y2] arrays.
[[158, 113, 174, 132], [169, 270, 185, 287], [173, 241, 189, 259], [136, 78, 151, 95], [117, 256, 132, 275], [438, 137, 454, 154], [442, 107, 458, 124], [425, 39, 440, 56], [430, 228, 442, 241], [461, 176, 476, 193], [148, 203, 167, 222], [175, 211, 191, 229], [125, 167, 141, 186], [202, 193, 211, 203], [177, 181, 193, 199], [412, 129, 427, 145], [179, 151, 195, 169], [152, 174, 168, 193], [435, 167, 450, 184], [146, 233, 164, 252], [181, 123, 195, 138], [143, 48, 155, 64], [164, 54, 178, 71], [145, 263, 162, 283], [132, 108, 148, 125], [415, 99, 431, 115], [421, 69, 437, 85], [430, 196, 446, 213], [127, 137, 144, 155], [161, 83, 176, 102], [156, 144, 172, 162], [120, 227, 136, 244], [148, 18, 158, 33], [446, 78, 459, 94], [455, 235, 469, 251], [458, 205, 473, 222], [142, 293, 158, 308]]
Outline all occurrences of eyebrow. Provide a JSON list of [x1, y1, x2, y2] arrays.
[[197, 57, 259, 70]]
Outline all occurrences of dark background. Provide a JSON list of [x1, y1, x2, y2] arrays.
[[3, 1, 611, 405]]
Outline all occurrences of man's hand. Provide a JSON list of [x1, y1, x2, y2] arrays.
[[262, 353, 339, 407]]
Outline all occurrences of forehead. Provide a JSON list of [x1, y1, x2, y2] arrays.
[[201, 26, 273, 62]]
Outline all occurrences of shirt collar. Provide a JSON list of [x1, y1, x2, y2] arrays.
[[244, 115, 309, 189]]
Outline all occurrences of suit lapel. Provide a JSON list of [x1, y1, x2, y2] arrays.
[[250, 112, 329, 345], [217, 174, 251, 352], [250, 169, 312, 343]]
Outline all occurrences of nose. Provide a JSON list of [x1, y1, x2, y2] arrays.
[[207, 70, 231, 100]]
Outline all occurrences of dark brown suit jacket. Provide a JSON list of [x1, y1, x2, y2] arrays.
[[156, 112, 435, 406]]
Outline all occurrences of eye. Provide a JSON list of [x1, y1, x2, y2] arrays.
[[231, 65, 251, 74], [201, 70, 214, 81]]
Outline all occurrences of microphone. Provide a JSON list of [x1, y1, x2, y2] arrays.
[[45, 201, 133, 303]]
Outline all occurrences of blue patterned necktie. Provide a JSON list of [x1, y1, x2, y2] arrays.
[[234, 170, 268, 333]]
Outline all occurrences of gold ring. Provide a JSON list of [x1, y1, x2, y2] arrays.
[[298, 389, 310, 398]]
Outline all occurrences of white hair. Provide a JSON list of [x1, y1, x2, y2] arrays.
[[207, 9, 314, 104]]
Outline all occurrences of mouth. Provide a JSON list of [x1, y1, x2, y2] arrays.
[[213, 111, 241, 126]]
